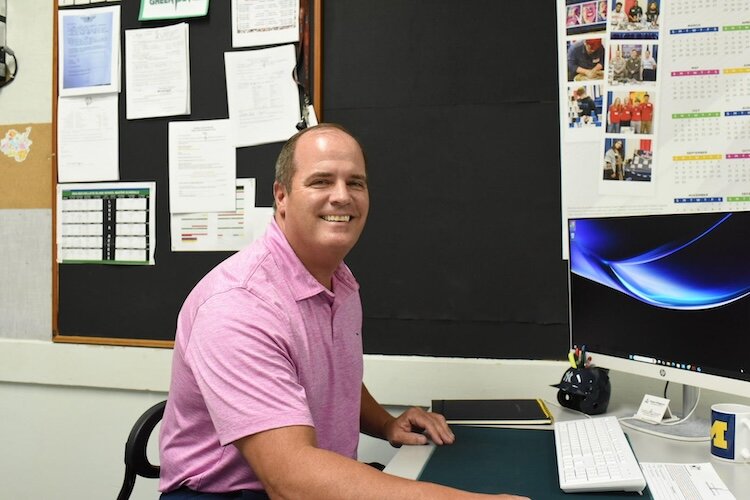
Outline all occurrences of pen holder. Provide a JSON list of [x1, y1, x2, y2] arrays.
[[552, 367, 611, 415]]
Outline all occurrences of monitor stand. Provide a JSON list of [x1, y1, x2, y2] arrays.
[[620, 385, 710, 442]]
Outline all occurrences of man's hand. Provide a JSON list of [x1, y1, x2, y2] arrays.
[[384, 406, 455, 447]]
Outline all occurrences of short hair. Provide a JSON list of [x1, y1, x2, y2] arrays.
[[274, 123, 365, 192]]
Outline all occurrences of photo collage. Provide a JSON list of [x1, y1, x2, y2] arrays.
[[564, 0, 660, 182]]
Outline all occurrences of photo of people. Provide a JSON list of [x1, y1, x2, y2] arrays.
[[606, 90, 655, 134], [602, 137, 652, 181], [607, 43, 658, 85], [566, 0, 607, 35], [609, 0, 659, 38], [567, 38, 605, 81], [568, 85, 604, 128]]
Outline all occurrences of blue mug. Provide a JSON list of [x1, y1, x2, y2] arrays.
[[711, 403, 750, 462]]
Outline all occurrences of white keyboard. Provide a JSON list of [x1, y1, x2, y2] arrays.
[[554, 416, 647, 493]]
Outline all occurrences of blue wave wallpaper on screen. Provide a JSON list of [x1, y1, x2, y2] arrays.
[[569, 213, 750, 310]]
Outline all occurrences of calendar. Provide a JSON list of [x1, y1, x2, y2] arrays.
[[558, 0, 750, 230], [669, 70, 720, 102]]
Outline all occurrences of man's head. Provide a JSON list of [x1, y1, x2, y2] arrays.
[[615, 2, 622, 11], [273, 124, 369, 278], [584, 38, 602, 54], [643, 93, 650, 102], [630, 49, 639, 58]]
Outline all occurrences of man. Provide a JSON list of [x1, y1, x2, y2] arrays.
[[567, 38, 604, 81], [641, 48, 657, 81], [610, 48, 627, 83], [625, 48, 642, 81], [628, 0, 643, 23], [640, 93, 654, 134], [575, 87, 597, 121], [609, 2, 628, 28], [159, 124, 527, 500]]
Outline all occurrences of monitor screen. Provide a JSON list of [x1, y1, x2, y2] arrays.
[[568, 211, 750, 399]]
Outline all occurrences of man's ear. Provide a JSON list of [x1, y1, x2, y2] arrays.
[[273, 181, 287, 217]]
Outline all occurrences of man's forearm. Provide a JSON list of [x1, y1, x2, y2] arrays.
[[360, 383, 396, 440]]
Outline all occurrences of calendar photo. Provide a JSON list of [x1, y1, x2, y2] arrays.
[[566, 0, 608, 35], [609, 0, 659, 39], [568, 85, 604, 129], [567, 37, 606, 82], [602, 137, 652, 182], [606, 90, 655, 135], [608, 42, 658, 86]]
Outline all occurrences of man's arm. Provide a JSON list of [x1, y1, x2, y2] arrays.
[[359, 384, 455, 446], [234, 425, 528, 500]]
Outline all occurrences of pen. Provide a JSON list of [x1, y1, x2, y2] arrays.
[[568, 351, 578, 369]]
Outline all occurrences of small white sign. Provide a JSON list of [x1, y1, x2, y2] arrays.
[[635, 394, 674, 424]]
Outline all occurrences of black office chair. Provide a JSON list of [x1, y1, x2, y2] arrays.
[[117, 400, 167, 500]]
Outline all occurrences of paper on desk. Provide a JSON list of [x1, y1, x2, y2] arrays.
[[641, 463, 735, 500]]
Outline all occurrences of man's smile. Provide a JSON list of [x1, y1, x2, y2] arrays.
[[321, 215, 352, 222]]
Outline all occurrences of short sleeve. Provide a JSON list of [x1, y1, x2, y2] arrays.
[[186, 288, 314, 446]]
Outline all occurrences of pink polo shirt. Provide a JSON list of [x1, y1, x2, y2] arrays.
[[159, 220, 364, 493]]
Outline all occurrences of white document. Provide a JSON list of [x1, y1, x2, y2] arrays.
[[56, 181, 157, 265], [125, 23, 191, 120], [171, 178, 273, 252], [57, 94, 119, 183], [138, 0, 209, 21], [231, 0, 299, 48], [225, 44, 300, 147], [58, 6, 121, 96], [168, 119, 236, 214], [641, 463, 735, 500]]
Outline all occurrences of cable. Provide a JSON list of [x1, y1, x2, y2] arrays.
[[659, 387, 700, 426]]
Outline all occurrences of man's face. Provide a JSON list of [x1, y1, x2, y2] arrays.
[[274, 129, 369, 265], [615, 3, 622, 12]]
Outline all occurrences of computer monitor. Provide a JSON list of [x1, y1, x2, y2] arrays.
[[567, 211, 750, 439]]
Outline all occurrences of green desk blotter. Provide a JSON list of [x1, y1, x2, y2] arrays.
[[418, 425, 652, 499]]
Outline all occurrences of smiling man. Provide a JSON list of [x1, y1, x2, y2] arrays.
[[159, 124, 528, 500]]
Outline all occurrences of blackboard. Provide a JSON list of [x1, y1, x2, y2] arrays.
[[55, 1, 570, 361]]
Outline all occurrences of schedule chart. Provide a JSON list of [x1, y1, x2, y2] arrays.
[[56, 183, 156, 265]]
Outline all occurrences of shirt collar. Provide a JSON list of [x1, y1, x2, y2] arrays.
[[264, 219, 360, 302]]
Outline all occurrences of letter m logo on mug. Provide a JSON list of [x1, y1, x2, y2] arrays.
[[711, 406, 738, 460]]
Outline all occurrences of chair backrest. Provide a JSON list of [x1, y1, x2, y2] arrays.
[[117, 400, 167, 500]]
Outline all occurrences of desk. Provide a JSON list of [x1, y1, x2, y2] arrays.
[[384, 403, 750, 497]]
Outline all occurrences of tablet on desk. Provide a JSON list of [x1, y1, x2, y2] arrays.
[[431, 398, 554, 426]]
